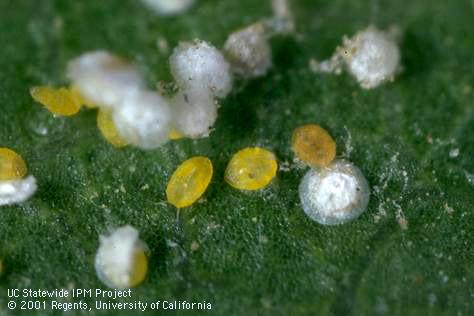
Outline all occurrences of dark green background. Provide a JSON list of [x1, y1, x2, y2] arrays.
[[0, 0, 473, 315]]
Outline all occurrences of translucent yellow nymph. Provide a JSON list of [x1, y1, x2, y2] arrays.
[[0, 148, 27, 181], [127, 250, 148, 287], [30, 86, 82, 116], [166, 156, 213, 208], [291, 124, 336, 167], [97, 109, 129, 148], [225, 147, 278, 191]]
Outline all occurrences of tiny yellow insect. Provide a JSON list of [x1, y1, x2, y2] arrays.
[[97, 109, 129, 148], [291, 124, 336, 168], [30, 86, 82, 116], [0, 148, 27, 181], [225, 147, 278, 191], [166, 156, 213, 208], [128, 249, 148, 287]]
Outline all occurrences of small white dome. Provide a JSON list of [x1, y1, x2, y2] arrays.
[[141, 0, 195, 16], [67, 51, 144, 108], [95, 226, 148, 289], [170, 89, 217, 138], [170, 40, 233, 98], [299, 160, 370, 225], [113, 91, 172, 149], [343, 27, 400, 89], [0, 176, 37, 206], [224, 23, 272, 78]]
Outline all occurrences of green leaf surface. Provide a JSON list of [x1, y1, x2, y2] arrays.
[[0, 0, 473, 315]]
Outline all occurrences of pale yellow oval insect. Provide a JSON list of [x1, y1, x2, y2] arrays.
[[166, 157, 213, 208], [292, 124, 336, 168], [0, 147, 27, 181], [225, 147, 278, 191], [97, 109, 129, 148], [30, 86, 82, 116]]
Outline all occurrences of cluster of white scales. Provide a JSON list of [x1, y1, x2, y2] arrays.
[[1, 0, 403, 289]]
